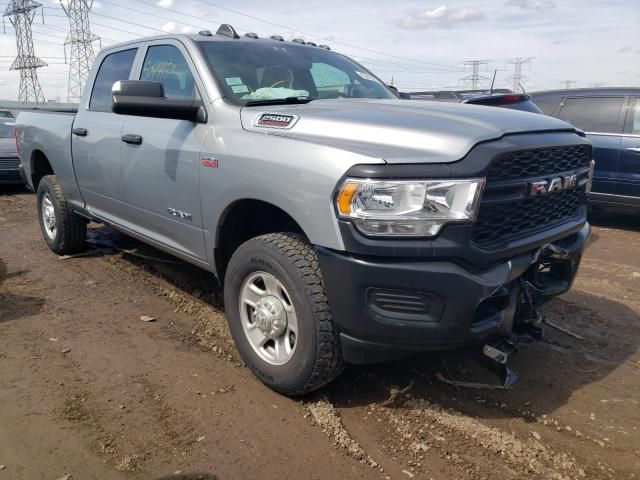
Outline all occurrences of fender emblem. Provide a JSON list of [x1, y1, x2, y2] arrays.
[[201, 157, 219, 168]]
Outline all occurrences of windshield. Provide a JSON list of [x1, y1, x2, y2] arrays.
[[0, 121, 15, 138], [198, 41, 396, 106]]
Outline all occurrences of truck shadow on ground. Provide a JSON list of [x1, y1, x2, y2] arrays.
[[0, 258, 45, 323], [84, 225, 639, 419]]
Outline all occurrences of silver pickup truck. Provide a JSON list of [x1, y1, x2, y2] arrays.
[[16, 24, 592, 395]]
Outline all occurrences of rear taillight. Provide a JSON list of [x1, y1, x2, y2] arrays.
[[502, 94, 526, 103], [13, 127, 20, 156]]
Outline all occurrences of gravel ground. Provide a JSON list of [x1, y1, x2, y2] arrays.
[[1, 187, 638, 480]]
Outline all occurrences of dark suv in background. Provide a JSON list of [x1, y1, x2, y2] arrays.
[[532, 88, 640, 213]]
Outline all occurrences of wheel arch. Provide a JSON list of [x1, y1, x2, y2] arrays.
[[215, 198, 307, 282], [30, 149, 54, 191]]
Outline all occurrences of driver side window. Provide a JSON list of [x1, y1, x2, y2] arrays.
[[140, 45, 198, 100]]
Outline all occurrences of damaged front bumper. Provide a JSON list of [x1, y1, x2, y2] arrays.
[[316, 222, 590, 365]]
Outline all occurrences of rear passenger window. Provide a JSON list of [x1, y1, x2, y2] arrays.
[[631, 99, 640, 135], [532, 97, 561, 116], [89, 49, 137, 112], [140, 45, 197, 100], [558, 97, 624, 133]]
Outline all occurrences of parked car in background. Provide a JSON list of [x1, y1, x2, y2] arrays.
[[0, 118, 21, 185], [409, 89, 544, 114], [0, 109, 15, 119], [532, 88, 640, 213]]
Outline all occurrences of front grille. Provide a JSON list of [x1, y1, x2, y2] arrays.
[[487, 145, 591, 181], [472, 144, 590, 248], [473, 188, 585, 247]]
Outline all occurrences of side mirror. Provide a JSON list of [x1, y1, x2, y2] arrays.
[[111, 80, 207, 123]]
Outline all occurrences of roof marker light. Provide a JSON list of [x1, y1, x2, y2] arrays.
[[292, 38, 305, 44], [216, 24, 240, 39], [270, 35, 284, 42], [318, 44, 331, 50], [244, 32, 258, 39], [198, 30, 212, 36]]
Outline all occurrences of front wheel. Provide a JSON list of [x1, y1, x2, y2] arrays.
[[223, 233, 344, 395], [36, 175, 87, 255]]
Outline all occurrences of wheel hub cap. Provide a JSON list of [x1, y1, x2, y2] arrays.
[[252, 296, 287, 339], [41, 193, 57, 239]]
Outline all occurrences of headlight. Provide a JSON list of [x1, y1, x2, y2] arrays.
[[336, 178, 484, 237]]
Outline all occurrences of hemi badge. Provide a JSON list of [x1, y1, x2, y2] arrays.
[[201, 157, 219, 168]]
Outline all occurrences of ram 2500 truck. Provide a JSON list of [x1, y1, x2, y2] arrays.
[[16, 25, 592, 395]]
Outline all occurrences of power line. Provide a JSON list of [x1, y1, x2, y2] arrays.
[[191, 0, 464, 71], [505, 57, 534, 92], [61, 0, 100, 103], [3, 0, 46, 103]]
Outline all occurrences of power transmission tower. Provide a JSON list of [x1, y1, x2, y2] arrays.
[[506, 57, 534, 92], [3, 0, 47, 104], [461, 60, 490, 90], [560, 80, 577, 89], [61, 0, 100, 103]]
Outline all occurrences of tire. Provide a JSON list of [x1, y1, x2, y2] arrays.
[[224, 232, 344, 395], [36, 175, 87, 255]]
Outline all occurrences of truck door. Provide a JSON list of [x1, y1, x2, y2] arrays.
[[72, 47, 139, 221], [119, 41, 208, 261], [557, 96, 625, 200], [617, 97, 640, 206]]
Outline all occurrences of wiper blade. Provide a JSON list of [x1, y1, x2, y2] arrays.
[[245, 96, 315, 107]]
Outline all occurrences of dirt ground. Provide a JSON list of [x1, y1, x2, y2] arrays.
[[1, 187, 639, 480]]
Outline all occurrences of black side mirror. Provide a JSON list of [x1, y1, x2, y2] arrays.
[[111, 80, 207, 123]]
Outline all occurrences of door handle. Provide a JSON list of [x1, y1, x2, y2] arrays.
[[626, 146, 640, 153], [72, 127, 87, 136], [121, 134, 143, 145]]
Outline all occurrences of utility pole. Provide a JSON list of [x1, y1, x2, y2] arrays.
[[506, 57, 534, 92], [560, 80, 577, 89], [61, 0, 100, 103], [461, 60, 490, 90], [3, 0, 47, 104]]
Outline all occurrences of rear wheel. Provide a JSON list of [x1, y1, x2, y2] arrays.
[[36, 175, 87, 255], [224, 233, 343, 395]]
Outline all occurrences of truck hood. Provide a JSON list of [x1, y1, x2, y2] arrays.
[[0, 138, 17, 157], [240, 99, 576, 164]]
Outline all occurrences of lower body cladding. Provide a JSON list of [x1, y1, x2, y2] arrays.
[[316, 222, 590, 371]]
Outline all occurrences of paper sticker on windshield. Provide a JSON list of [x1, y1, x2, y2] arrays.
[[231, 84, 249, 94], [225, 77, 243, 86], [355, 71, 377, 82], [254, 113, 299, 129]]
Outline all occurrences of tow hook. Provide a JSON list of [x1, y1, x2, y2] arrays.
[[438, 278, 546, 390]]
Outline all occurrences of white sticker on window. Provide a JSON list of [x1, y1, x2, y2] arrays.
[[231, 84, 249, 94], [355, 71, 377, 82], [226, 77, 243, 86]]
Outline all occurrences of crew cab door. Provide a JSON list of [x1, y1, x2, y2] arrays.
[[617, 97, 640, 206], [72, 46, 140, 220], [119, 40, 208, 261], [557, 96, 626, 199]]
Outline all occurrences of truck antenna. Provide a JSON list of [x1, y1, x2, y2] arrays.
[[489, 69, 497, 94]]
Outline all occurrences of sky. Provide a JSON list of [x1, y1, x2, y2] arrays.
[[0, 0, 638, 102]]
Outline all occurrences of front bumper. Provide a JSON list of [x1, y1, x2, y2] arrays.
[[316, 222, 590, 364]]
